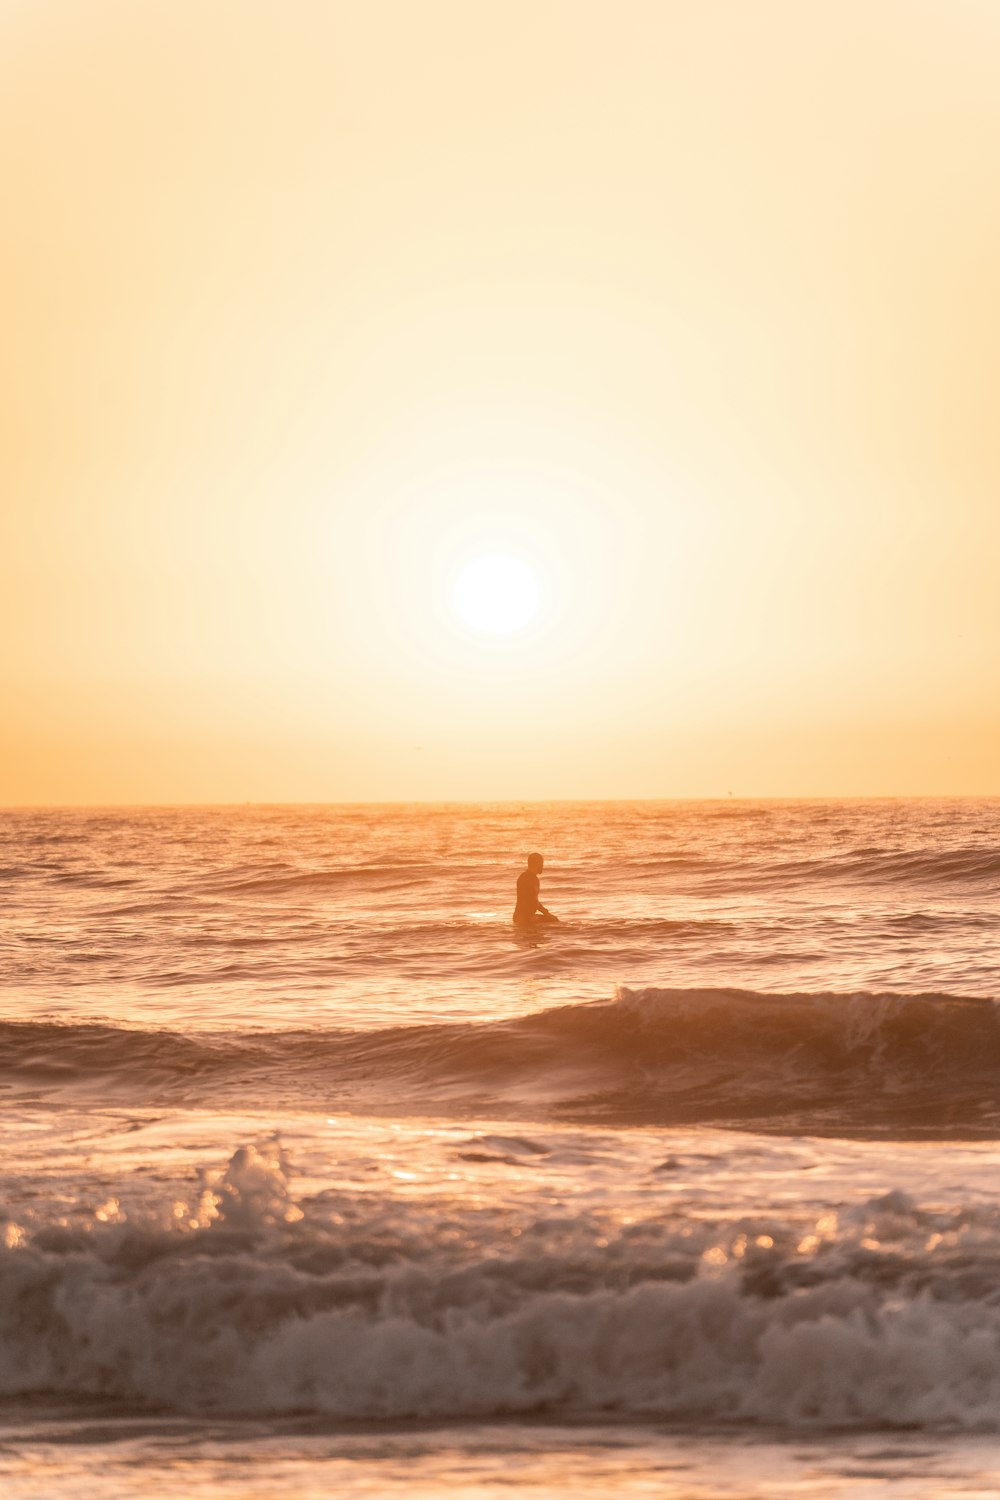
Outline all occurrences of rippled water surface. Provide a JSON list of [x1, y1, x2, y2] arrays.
[[2, 800, 1000, 1496], [4, 799, 999, 1028]]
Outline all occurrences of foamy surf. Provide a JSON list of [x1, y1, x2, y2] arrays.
[[4, 799, 1000, 1496], [3, 1129, 1000, 1430]]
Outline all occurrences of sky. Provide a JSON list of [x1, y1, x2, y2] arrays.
[[2, 0, 999, 803]]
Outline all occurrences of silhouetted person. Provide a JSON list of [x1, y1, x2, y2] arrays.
[[513, 852, 558, 926]]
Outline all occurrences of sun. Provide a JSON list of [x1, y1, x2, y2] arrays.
[[451, 554, 541, 635]]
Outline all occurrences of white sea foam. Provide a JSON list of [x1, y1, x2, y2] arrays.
[[3, 1140, 1000, 1429], [5, 1229, 1000, 1426], [3, 800, 1000, 1453]]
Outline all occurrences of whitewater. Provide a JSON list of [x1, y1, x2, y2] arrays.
[[2, 798, 1000, 1498]]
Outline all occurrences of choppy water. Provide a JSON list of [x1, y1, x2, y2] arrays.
[[2, 799, 1000, 1497]]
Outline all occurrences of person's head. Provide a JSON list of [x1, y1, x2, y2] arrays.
[[527, 852, 544, 874]]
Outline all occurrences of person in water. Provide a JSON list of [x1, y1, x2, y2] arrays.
[[513, 852, 558, 926]]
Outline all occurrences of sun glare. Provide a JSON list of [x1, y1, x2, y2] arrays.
[[452, 554, 541, 635]]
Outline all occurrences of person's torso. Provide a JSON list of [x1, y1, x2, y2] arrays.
[[514, 870, 539, 912]]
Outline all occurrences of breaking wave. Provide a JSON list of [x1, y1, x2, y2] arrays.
[[3, 1141, 1000, 1428], [3, 986, 999, 1135]]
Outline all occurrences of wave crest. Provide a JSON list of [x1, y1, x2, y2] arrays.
[[3, 986, 999, 1135]]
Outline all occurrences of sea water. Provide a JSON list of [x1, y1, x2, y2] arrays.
[[2, 799, 1000, 1497]]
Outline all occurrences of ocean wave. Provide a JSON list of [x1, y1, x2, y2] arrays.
[[2, 1142, 1000, 1427], [220, 845, 1000, 894], [3, 986, 999, 1135], [757, 846, 1000, 890]]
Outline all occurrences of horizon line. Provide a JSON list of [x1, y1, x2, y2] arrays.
[[3, 792, 1000, 812]]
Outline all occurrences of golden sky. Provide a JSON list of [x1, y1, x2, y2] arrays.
[[3, 0, 999, 802]]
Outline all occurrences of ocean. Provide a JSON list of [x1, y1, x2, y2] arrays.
[[2, 798, 1000, 1497]]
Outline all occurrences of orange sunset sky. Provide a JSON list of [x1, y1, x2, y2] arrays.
[[3, 0, 999, 804]]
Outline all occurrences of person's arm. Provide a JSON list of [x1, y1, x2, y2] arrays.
[[535, 882, 556, 920]]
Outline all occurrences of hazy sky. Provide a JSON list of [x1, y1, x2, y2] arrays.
[[3, 0, 999, 802]]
